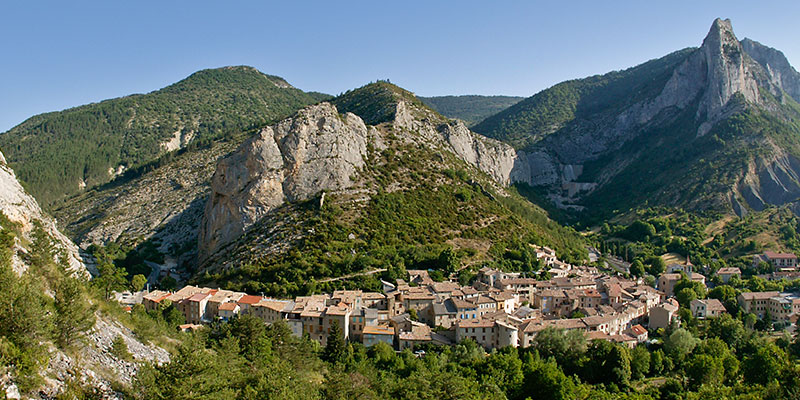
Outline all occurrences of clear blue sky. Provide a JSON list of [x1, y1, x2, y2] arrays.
[[1, 1, 798, 132]]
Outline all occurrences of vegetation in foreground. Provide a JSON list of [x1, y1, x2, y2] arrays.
[[130, 313, 800, 400]]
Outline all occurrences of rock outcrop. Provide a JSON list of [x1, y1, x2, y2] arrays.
[[199, 97, 532, 263], [34, 314, 169, 399], [0, 151, 88, 276], [737, 148, 800, 214], [741, 38, 800, 102], [439, 120, 517, 185], [199, 103, 373, 260], [697, 19, 761, 123]]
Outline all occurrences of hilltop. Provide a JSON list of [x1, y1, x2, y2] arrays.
[[196, 82, 586, 296], [0, 66, 327, 207], [420, 95, 524, 126]]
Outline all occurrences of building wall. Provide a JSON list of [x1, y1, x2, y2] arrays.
[[363, 334, 393, 347]]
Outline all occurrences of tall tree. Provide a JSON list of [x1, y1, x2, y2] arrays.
[[53, 276, 97, 347], [323, 321, 347, 365], [93, 249, 128, 299]]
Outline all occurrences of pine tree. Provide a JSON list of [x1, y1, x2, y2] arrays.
[[323, 321, 346, 364], [93, 249, 128, 299], [54, 276, 97, 347]]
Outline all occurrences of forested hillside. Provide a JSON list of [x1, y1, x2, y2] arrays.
[[471, 50, 692, 150], [0, 66, 327, 207], [420, 95, 523, 126], [472, 20, 800, 222]]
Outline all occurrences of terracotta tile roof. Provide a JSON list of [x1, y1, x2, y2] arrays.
[[693, 298, 727, 312], [475, 295, 495, 304], [238, 295, 263, 305], [610, 334, 637, 343], [586, 331, 609, 340], [218, 302, 239, 312], [431, 282, 460, 293], [654, 302, 679, 313], [363, 325, 394, 336], [717, 267, 741, 275], [143, 290, 170, 303], [451, 298, 475, 309], [325, 305, 351, 316], [254, 300, 291, 312], [628, 324, 647, 336], [166, 285, 204, 302], [764, 251, 797, 259], [188, 292, 211, 302], [739, 291, 780, 300], [404, 292, 435, 301], [457, 319, 495, 328]]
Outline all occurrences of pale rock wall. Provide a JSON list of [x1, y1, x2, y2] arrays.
[[199, 103, 370, 260], [0, 152, 89, 276]]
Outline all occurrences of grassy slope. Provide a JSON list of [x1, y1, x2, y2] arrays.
[[0, 66, 328, 207]]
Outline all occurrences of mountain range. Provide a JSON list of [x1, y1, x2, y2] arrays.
[[0, 66, 328, 207], [474, 18, 800, 221], [3, 17, 800, 397], [2, 18, 799, 279]]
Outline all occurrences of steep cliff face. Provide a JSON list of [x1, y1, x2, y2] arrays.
[[698, 19, 761, 121], [473, 18, 800, 218], [198, 88, 542, 267], [738, 147, 800, 214], [0, 151, 88, 276], [741, 38, 800, 102], [199, 103, 373, 260], [438, 120, 517, 185]]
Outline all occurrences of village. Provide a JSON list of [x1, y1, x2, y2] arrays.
[[137, 246, 800, 351]]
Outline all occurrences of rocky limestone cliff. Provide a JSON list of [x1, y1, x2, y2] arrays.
[[33, 315, 170, 399], [199, 98, 528, 264], [498, 18, 789, 209], [390, 100, 523, 187], [438, 120, 517, 185], [695, 18, 765, 135], [741, 38, 800, 102], [0, 151, 89, 276], [199, 103, 373, 260]]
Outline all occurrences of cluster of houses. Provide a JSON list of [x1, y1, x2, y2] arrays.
[[138, 247, 800, 350], [752, 250, 799, 271]]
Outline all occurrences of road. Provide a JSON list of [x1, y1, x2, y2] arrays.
[[318, 268, 387, 283], [144, 260, 163, 288]]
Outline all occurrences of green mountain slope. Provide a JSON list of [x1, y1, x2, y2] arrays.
[[331, 80, 432, 125], [197, 83, 587, 297], [0, 66, 328, 207], [420, 95, 523, 126], [472, 19, 800, 222], [472, 49, 693, 149]]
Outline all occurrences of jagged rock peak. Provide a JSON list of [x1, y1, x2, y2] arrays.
[[198, 102, 373, 261], [699, 18, 760, 119]]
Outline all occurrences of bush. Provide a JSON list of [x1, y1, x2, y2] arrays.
[[110, 336, 133, 361]]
